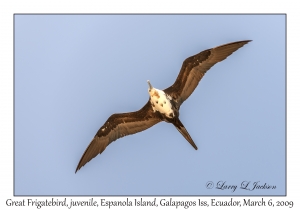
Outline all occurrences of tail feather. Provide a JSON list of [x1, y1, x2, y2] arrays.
[[172, 118, 198, 150]]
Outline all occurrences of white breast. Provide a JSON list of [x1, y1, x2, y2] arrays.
[[148, 88, 174, 118]]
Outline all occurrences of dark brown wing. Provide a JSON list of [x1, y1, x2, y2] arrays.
[[164, 40, 251, 106], [75, 101, 161, 173]]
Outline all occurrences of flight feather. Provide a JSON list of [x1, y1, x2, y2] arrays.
[[75, 101, 161, 172], [164, 40, 251, 106]]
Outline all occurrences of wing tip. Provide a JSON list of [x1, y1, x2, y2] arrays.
[[220, 40, 252, 48], [231, 39, 252, 47], [75, 165, 81, 173], [239, 40, 252, 46], [244, 40, 252, 44]]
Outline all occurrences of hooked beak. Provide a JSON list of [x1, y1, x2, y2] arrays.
[[147, 80, 153, 90]]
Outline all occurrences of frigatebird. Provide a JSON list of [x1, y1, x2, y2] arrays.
[[75, 40, 251, 173]]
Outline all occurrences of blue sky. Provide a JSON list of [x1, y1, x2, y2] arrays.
[[14, 14, 285, 196]]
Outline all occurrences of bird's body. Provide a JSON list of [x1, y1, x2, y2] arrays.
[[148, 83, 175, 119], [75, 40, 251, 173]]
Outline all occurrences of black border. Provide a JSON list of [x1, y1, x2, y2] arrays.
[[13, 13, 287, 197]]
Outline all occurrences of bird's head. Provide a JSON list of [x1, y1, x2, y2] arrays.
[[147, 80, 161, 99], [147, 80, 153, 93]]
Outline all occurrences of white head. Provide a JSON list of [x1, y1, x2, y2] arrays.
[[147, 80, 160, 100], [147, 80, 155, 96], [147, 80, 153, 91]]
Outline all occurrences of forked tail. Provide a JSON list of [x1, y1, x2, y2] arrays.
[[172, 118, 198, 150]]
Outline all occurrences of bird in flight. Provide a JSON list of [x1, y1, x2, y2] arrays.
[[75, 40, 251, 173]]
